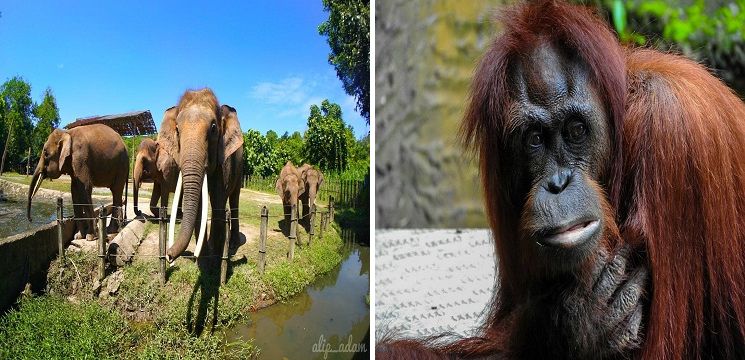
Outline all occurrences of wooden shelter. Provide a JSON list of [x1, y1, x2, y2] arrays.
[[65, 110, 156, 136]]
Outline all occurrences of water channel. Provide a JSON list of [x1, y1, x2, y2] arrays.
[[225, 229, 370, 359]]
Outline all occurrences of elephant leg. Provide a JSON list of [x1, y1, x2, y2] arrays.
[[151, 182, 162, 218], [85, 186, 96, 240], [71, 179, 87, 240], [108, 182, 124, 234], [229, 187, 240, 251], [158, 189, 169, 220]]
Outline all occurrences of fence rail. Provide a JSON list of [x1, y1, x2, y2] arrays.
[[243, 175, 368, 209], [53, 196, 337, 286]]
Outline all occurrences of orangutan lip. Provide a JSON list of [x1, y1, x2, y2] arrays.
[[538, 219, 600, 248]]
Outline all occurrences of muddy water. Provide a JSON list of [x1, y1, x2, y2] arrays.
[[226, 231, 370, 359], [0, 194, 57, 238]]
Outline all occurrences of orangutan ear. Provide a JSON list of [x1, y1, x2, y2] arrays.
[[219, 104, 243, 166], [157, 106, 180, 163], [58, 132, 72, 170]]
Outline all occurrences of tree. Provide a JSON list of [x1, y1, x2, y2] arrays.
[[0, 77, 34, 174], [266, 130, 279, 148], [274, 131, 304, 171], [318, 0, 370, 123], [304, 99, 349, 172], [243, 129, 276, 178], [32, 87, 60, 155]]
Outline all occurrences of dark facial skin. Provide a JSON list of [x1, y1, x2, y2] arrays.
[[505, 43, 612, 271], [499, 44, 648, 358]]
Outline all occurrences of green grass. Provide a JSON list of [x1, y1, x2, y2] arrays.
[[0, 296, 129, 359]]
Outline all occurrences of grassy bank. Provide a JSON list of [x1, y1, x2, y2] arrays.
[[0, 215, 345, 359]]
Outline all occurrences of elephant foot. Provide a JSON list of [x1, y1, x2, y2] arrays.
[[85, 233, 94, 242], [74, 231, 84, 240], [106, 223, 119, 234]]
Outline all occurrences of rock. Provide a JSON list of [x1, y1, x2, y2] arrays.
[[105, 269, 124, 296], [92, 278, 101, 295]]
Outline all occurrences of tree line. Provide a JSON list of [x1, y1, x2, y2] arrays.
[[243, 99, 369, 181], [0, 76, 60, 174]]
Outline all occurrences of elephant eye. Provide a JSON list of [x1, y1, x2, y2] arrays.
[[211, 122, 217, 134]]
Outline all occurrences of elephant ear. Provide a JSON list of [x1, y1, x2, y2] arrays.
[[58, 131, 72, 170], [219, 104, 243, 166], [275, 177, 284, 199], [157, 106, 180, 163], [318, 171, 324, 187]]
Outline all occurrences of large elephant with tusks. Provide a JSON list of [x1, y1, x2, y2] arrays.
[[27, 124, 129, 239], [160, 89, 244, 263]]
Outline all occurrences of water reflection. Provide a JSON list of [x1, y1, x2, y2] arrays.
[[0, 194, 57, 238], [226, 235, 370, 359]]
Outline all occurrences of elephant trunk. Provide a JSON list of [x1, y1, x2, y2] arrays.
[[27, 160, 44, 222], [133, 155, 142, 216], [308, 186, 318, 209], [167, 155, 207, 261]]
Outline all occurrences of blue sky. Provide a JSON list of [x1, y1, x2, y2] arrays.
[[0, 1, 368, 139]]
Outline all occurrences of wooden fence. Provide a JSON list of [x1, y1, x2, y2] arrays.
[[243, 175, 368, 209]]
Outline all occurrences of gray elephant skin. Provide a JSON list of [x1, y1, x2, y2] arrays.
[[132, 134, 179, 218], [27, 124, 129, 239], [298, 163, 323, 218], [159, 88, 244, 263]]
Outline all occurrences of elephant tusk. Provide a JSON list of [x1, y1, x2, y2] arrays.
[[168, 171, 183, 253], [194, 174, 208, 258], [32, 176, 44, 198]]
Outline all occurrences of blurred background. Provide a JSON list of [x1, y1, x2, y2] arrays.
[[375, 0, 745, 228]]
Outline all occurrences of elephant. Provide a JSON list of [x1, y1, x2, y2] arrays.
[[132, 117, 179, 218], [298, 164, 323, 219], [276, 161, 305, 220], [161, 89, 244, 263], [27, 124, 129, 239]]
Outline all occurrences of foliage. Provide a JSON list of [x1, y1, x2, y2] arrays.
[[0, 76, 34, 170], [273, 131, 304, 171], [265, 130, 279, 148], [31, 88, 60, 158], [304, 99, 349, 173], [318, 0, 371, 123], [577, 0, 745, 94], [243, 129, 276, 178], [0, 296, 129, 359]]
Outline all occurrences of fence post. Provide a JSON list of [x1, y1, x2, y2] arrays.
[[288, 203, 297, 260], [220, 208, 231, 285], [329, 196, 335, 223], [159, 206, 166, 284], [259, 206, 268, 274], [56, 197, 64, 263], [319, 212, 326, 239], [97, 205, 106, 281], [308, 203, 315, 246]]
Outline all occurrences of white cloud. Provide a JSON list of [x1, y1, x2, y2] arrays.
[[249, 76, 331, 119], [249, 77, 307, 105]]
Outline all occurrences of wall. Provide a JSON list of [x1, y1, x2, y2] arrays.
[[375, 0, 511, 228], [0, 218, 76, 313]]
